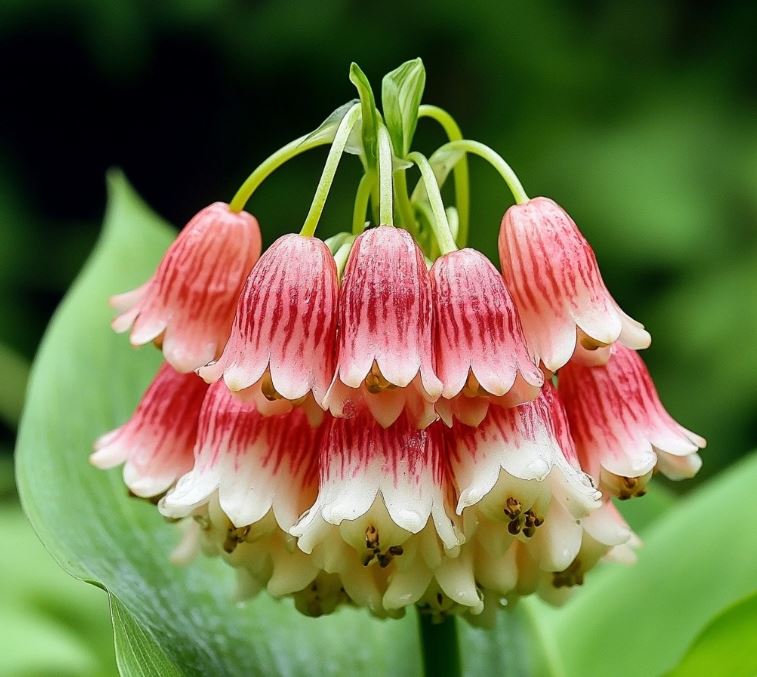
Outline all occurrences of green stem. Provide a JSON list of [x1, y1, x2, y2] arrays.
[[418, 613, 461, 677], [408, 151, 457, 255], [333, 235, 356, 276], [418, 105, 470, 246], [438, 139, 529, 204], [229, 134, 329, 213], [377, 123, 394, 225], [352, 173, 374, 234], [393, 169, 417, 233], [300, 103, 361, 238]]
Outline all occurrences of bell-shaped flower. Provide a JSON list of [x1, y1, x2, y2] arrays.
[[160, 381, 324, 533], [90, 363, 208, 497], [558, 344, 705, 498], [290, 408, 468, 615], [431, 248, 543, 426], [498, 197, 650, 371], [323, 226, 442, 429], [112, 203, 261, 372], [200, 234, 338, 423], [449, 383, 601, 578]]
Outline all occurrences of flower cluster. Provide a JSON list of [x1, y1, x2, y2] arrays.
[[93, 61, 704, 624]]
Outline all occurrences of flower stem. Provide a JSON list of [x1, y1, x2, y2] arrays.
[[393, 168, 417, 233], [407, 151, 457, 256], [352, 173, 375, 234], [418, 613, 462, 677], [300, 103, 361, 238], [229, 134, 329, 213], [418, 105, 470, 246], [377, 123, 394, 225], [437, 139, 529, 204]]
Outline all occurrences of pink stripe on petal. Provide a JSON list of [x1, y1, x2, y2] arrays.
[[112, 203, 261, 372], [200, 234, 338, 408], [558, 344, 705, 484], [90, 363, 208, 497], [499, 197, 650, 371]]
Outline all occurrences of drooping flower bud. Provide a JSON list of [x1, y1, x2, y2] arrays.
[[290, 408, 469, 615], [498, 197, 650, 371], [160, 381, 323, 531], [199, 234, 338, 423], [558, 344, 705, 498], [324, 226, 442, 428], [431, 248, 543, 426], [112, 203, 261, 372], [90, 363, 208, 497], [449, 383, 601, 579]]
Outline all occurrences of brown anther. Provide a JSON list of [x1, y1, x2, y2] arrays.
[[365, 362, 395, 394], [377, 553, 392, 568], [579, 335, 609, 351], [622, 476, 638, 489], [223, 525, 250, 554], [523, 525, 536, 538], [365, 525, 380, 551], [504, 497, 522, 519], [362, 553, 376, 566], [553, 559, 583, 588], [507, 519, 522, 535], [388, 545, 404, 556], [261, 371, 281, 401], [636, 490, 647, 497], [462, 370, 492, 398], [533, 516, 545, 527], [618, 492, 632, 501]]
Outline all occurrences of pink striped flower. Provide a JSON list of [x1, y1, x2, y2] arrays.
[[498, 197, 650, 371], [290, 408, 468, 614], [324, 226, 442, 429], [431, 248, 543, 426], [199, 234, 338, 422], [449, 384, 601, 576], [559, 344, 705, 498], [90, 363, 208, 498], [160, 381, 323, 533], [112, 203, 261, 373]]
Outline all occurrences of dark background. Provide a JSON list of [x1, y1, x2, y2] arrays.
[[2, 0, 756, 479]]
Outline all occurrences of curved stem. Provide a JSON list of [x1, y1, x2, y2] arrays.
[[300, 103, 361, 238], [229, 134, 329, 213], [377, 123, 394, 225], [407, 151, 457, 256], [438, 139, 529, 204], [393, 169, 417, 233], [352, 173, 374, 234], [418, 613, 461, 677], [418, 105, 470, 246]]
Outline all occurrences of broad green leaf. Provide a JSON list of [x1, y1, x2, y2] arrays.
[[349, 62, 379, 166], [382, 58, 426, 156], [0, 501, 115, 676], [530, 452, 757, 677], [15, 172, 422, 676], [670, 592, 757, 676]]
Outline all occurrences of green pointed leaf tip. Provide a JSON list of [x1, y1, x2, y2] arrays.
[[382, 57, 426, 157], [15, 173, 423, 676], [349, 62, 379, 165], [303, 98, 359, 146]]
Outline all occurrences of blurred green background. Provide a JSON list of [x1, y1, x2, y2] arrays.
[[1, 1, 755, 674]]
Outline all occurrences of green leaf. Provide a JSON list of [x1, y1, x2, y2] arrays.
[[15, 172, 422, 676], [669, 593, 757, 676], [382, 58, 426, 157], [0, 501, 115, 676], [529, 452, 757, 677], [302, 99, 359, 147], [349, 62, 379, 166]]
